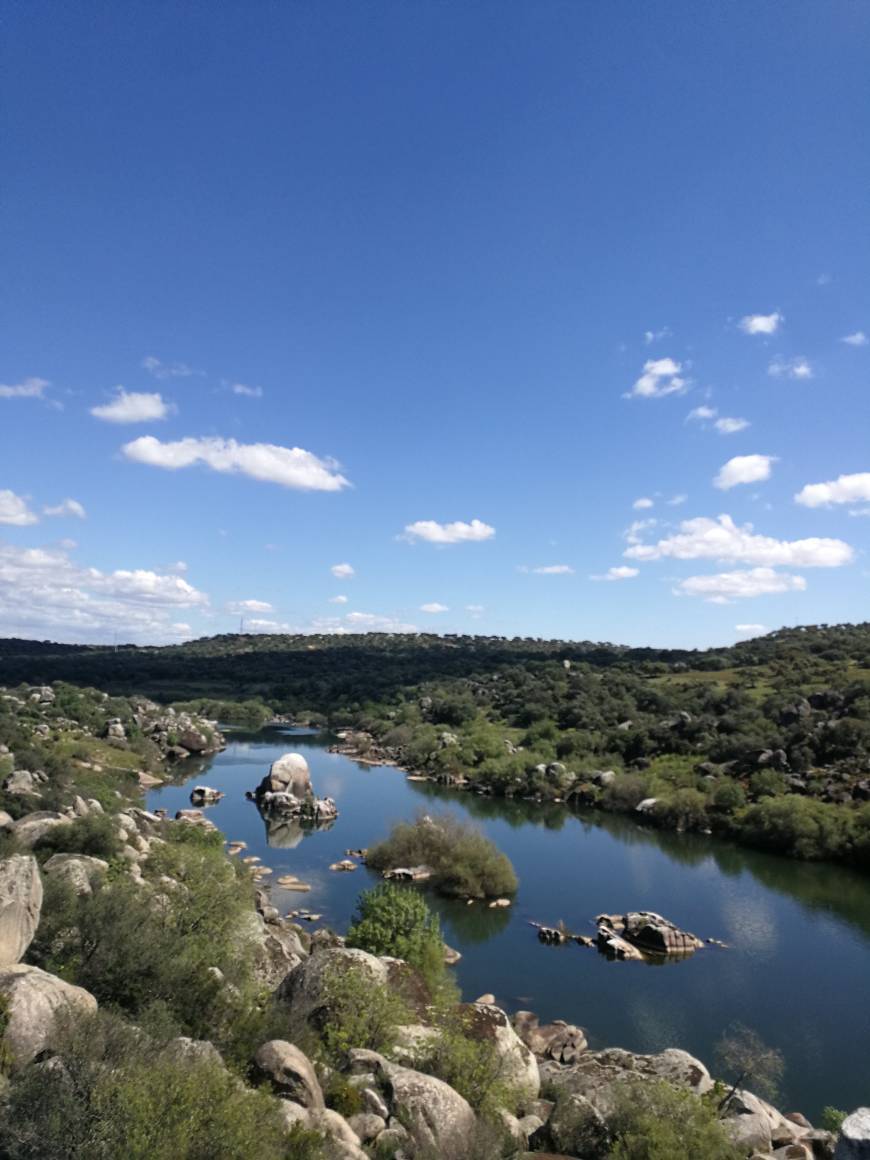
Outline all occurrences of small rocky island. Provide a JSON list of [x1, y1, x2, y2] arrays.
[[247, 751, 339, 828]]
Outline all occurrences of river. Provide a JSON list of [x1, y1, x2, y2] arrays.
[[148, 726, 870, 1119]]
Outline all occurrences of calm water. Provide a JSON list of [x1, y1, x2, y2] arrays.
[[148, 727, 870, 1118]]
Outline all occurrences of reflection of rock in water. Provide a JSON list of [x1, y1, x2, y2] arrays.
[[261, 812, 336, 849]]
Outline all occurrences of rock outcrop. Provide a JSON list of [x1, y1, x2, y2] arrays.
[[0, 855, 43, 965], [836, 1108, 870, 1159], [540, 1046, 713, 1116], [460, 1001, 540, 1104], [0, 964, 97, 1066], [43, 853, 109, 897], [253, 1039, 324, 1110], [348, 1048, 476, 1157], [276, 945, 388, 1026], [11, 811, 72, 848], [596, 911, 703, 958]]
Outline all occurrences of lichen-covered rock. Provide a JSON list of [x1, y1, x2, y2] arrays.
[[362, 1052, 477, 1156], [0, 964, 97, 1065], [254, 1039, 324, 1110], [11, 811, 72, 848], [461, 1002, 540, 1105], [43, 853, 108, 897], [275, 946, 388, 1025], [0, 855, 43, 964], [539, 1046, 712, 1117], [514, 1011, 587, 1063], [720, 1089, 803, 1154]]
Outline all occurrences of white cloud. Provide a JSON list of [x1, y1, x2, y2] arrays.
[[231, 383, 263, 397], [633, 497, 654, 510], [794, 472, 870, 508], [0, 377, 49, 400], [122, 435, 349, 491], [644, 327, 672, 344], [739, 311, 782, 336], [0, 491, 38, 526], [403, 519, 495, 545], [591, 565, 639, 582], [849, 507, 870, 518], [91, 389, 172, 423], [243, 618, 293, 633], [626, 357, 687, 399], [714, 454, 776, 490], [667, 494, 688, 506], [0, 540, 209, 643], [714, 417, 750, 434], [624, 518, 657, 545], [768, 357, 813, 380], [331, 562, 355, 579], [736, 623, 769, 635], [530, 564, 574, 575], [420, 602, 449, 613], [43, 498, 86, 520], [688, 405, 717, 422], [625, 513, 853, 568], [227, 598, 273, 614], [841, 331, 867, 347], [329, 594, 349, 604], [168, 560, 188, 573], [141, 356, 197, 379], [465, 604, 484, 617], [674, 567, 806, 603]]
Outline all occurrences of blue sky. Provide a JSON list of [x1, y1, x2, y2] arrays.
[[2, 1, 868, 648]]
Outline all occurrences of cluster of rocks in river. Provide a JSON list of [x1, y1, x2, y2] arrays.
[[246, 752, 338, 826]]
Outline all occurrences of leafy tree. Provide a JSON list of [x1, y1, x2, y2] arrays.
[[608, 1080, 740, 1160], [346, 883, 445, 987], [715, 1023, 784, 1109]]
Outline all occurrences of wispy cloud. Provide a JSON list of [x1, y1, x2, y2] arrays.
[[231, 383, 263, 398], [330, 562, 355, 579], [530, 564, 574, 575], [43, 498, 86, 520], [841, 331, 867, 347], [420, 602, 449, 613], [0, 377, 49, 400], [632, 497, 654, 510], [329, 594, 349, 604], [122, 435, 350, 491], [768, 356, 813, 380], [141, 356, 198, 379], [644, 327, 672, 344], [227, 598, 273, 614]]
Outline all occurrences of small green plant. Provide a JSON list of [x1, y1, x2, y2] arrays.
[[316, 963, 411, 1067], [609, 1080, 740, 1160], [821, 1106, 847, 1134]]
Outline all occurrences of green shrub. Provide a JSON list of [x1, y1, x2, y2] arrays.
[[365, 813, 517, 899], [346, 883, 445, 987], [417, 1007, 520, 1115], [315, 963, 411, 1067], [34, 812, 123, 862], [712, 781, 746, 813], [0, 1009, 321, 1160], [821, 1106, 847, 1134], [602, 773, 650, 812], [608, 1080, 740, 1160]]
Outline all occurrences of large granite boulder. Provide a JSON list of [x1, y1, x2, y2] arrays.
[[276, 946, 388, 1025], [720, 1089, 804, 1154], [254, 1039, 324, 1110], [0, 855, 43, 966], [0, 964, 97, 1065], [836, 1109, 870, 1159], [11, 811, 72, 848], [349, 1049, 476, 1157], [260, 753, 312, 800], [43, 853, 108, 897], [461, 1002, 540, 1105], [540, 1047, 712, 1117]]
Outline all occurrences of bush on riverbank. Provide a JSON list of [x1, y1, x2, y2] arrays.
[[365, 813, 518, 898], [346, 883, 446, 987]]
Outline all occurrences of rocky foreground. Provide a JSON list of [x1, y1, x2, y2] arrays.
[[0, 810, 865, 1159], [0, 685, 867, 1158]]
